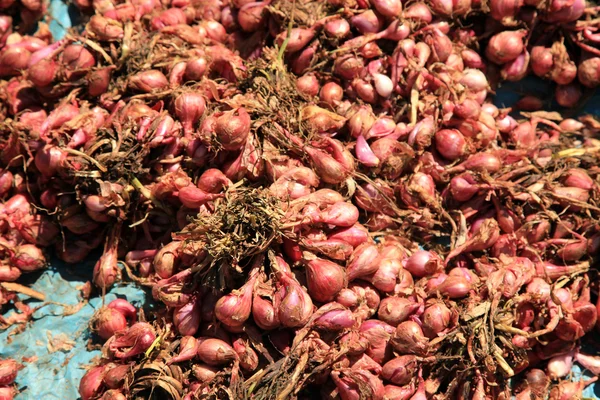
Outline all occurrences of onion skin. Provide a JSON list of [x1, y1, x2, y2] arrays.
[[435, 129, 468, 161], [378, 296, 420, 326], [346, 243, 380, 281], [192, 363, 219, 383], [196, 338, 237, 366], [173, 300, 201, 336], [305, 257, 347, 303], [360, 319, 395, 364], [214, 107, 251, 151], [276, 273, 314, 328], [0, 359, 19, 386], [382, 355, 418, 386], [312, 303, 356, 331], [93, 307, 128, 340], [103, 364, 130, 389], [215, 274, 256, 328], [485, 31, 525, 64], [391, 321, 429, 356], [108, 322, 156, 359], [79, 365, 106, 400], [233, 337, 259, 372]]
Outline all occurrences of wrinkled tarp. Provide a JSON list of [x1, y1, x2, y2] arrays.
[[1, 3, 599, 399], [0, 256, 147, 399]]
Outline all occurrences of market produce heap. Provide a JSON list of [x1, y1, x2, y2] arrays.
[[1, 0, 600, 399]]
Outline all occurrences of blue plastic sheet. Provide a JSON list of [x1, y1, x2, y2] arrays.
[[1, 3, 598, 399], [1, 256, 147, 399]]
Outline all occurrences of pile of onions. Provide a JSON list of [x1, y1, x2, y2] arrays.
[[0, 0, 598, 398]]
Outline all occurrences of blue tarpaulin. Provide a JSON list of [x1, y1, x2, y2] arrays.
[[1, 3, 599, 399], [0, 256, 147, 399]]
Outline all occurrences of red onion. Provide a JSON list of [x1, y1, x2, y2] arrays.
[[232, 337, 259, 372], [107, 299, 136, 321], [334, 55, 366, 80], [328, 224, 370, 248], [276, 272, 314, 328], [372, 0, 402, 17], [0, 359, 19, 386], [150, 8, 186, 30], [0, 47, 31, 76], [192, 363, 219, 383], [312, 303, 356, 331], [0, 264, 21, 281], [422, 302, 452, 338], [238, 2, 269, 32], [435, 129, 469, 161], [275, 27, 315, 54], [185, 57, 208, 81], [378, 296, 420, 326], [351, 10, 384, 34], [301, 106, 347, 134], [93, 238, 120, 289], [108, 322, 156, 358], [331, 369, 385, 400], [562, 168, 594, 190], [103, 364, 130, 389], [425, 29, 452, 63], [485, 31, 525, 64], [574, 352, 600, 375], [34, 145, 66, 177], [197, 338, 237, 365], [79, 365, 105, 400], [214, 107, 251, 151], [384, 383, 416, 400], [215, 273, 256, 328], [198, 20, 227, 43], [382, 355, 418, 386], [304, 256, 347, 303], [128, 70, 168, 92], [62, 44, 95, 75], [93, 307, 128, 339], [320, 82, 344, 106], [100, 390, 126, 400], [252, 287, 280, 330], [296, 74, 319, 97], [578, 57, 600, 88], [460, 69, 488, 91], [434, 275, 472, 298], [489, 0, 523, 20], [549, 379, 591, 400], [359, 319, 395, 364], [87, 67, 113, 96], [501, 50, 530, 82], [174, 92, 206, 137], [531, 46, 553, 77], [347, 243, 380, 281], [372, 73, 393, 98], [370, 258, 403, 293], [555, 83, 581, 108], [10, 244, 45, 272], [545, 0, 584, 23], [87, 15, 124, 40], [153, 241, 181, 279], [28, 58, 57, 87], [547, 351, 574, 379], [324, 18, 350, 39], [173, 299, 201, 335], [312, 201, 359, 227], [392, 321, 429, 356]]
